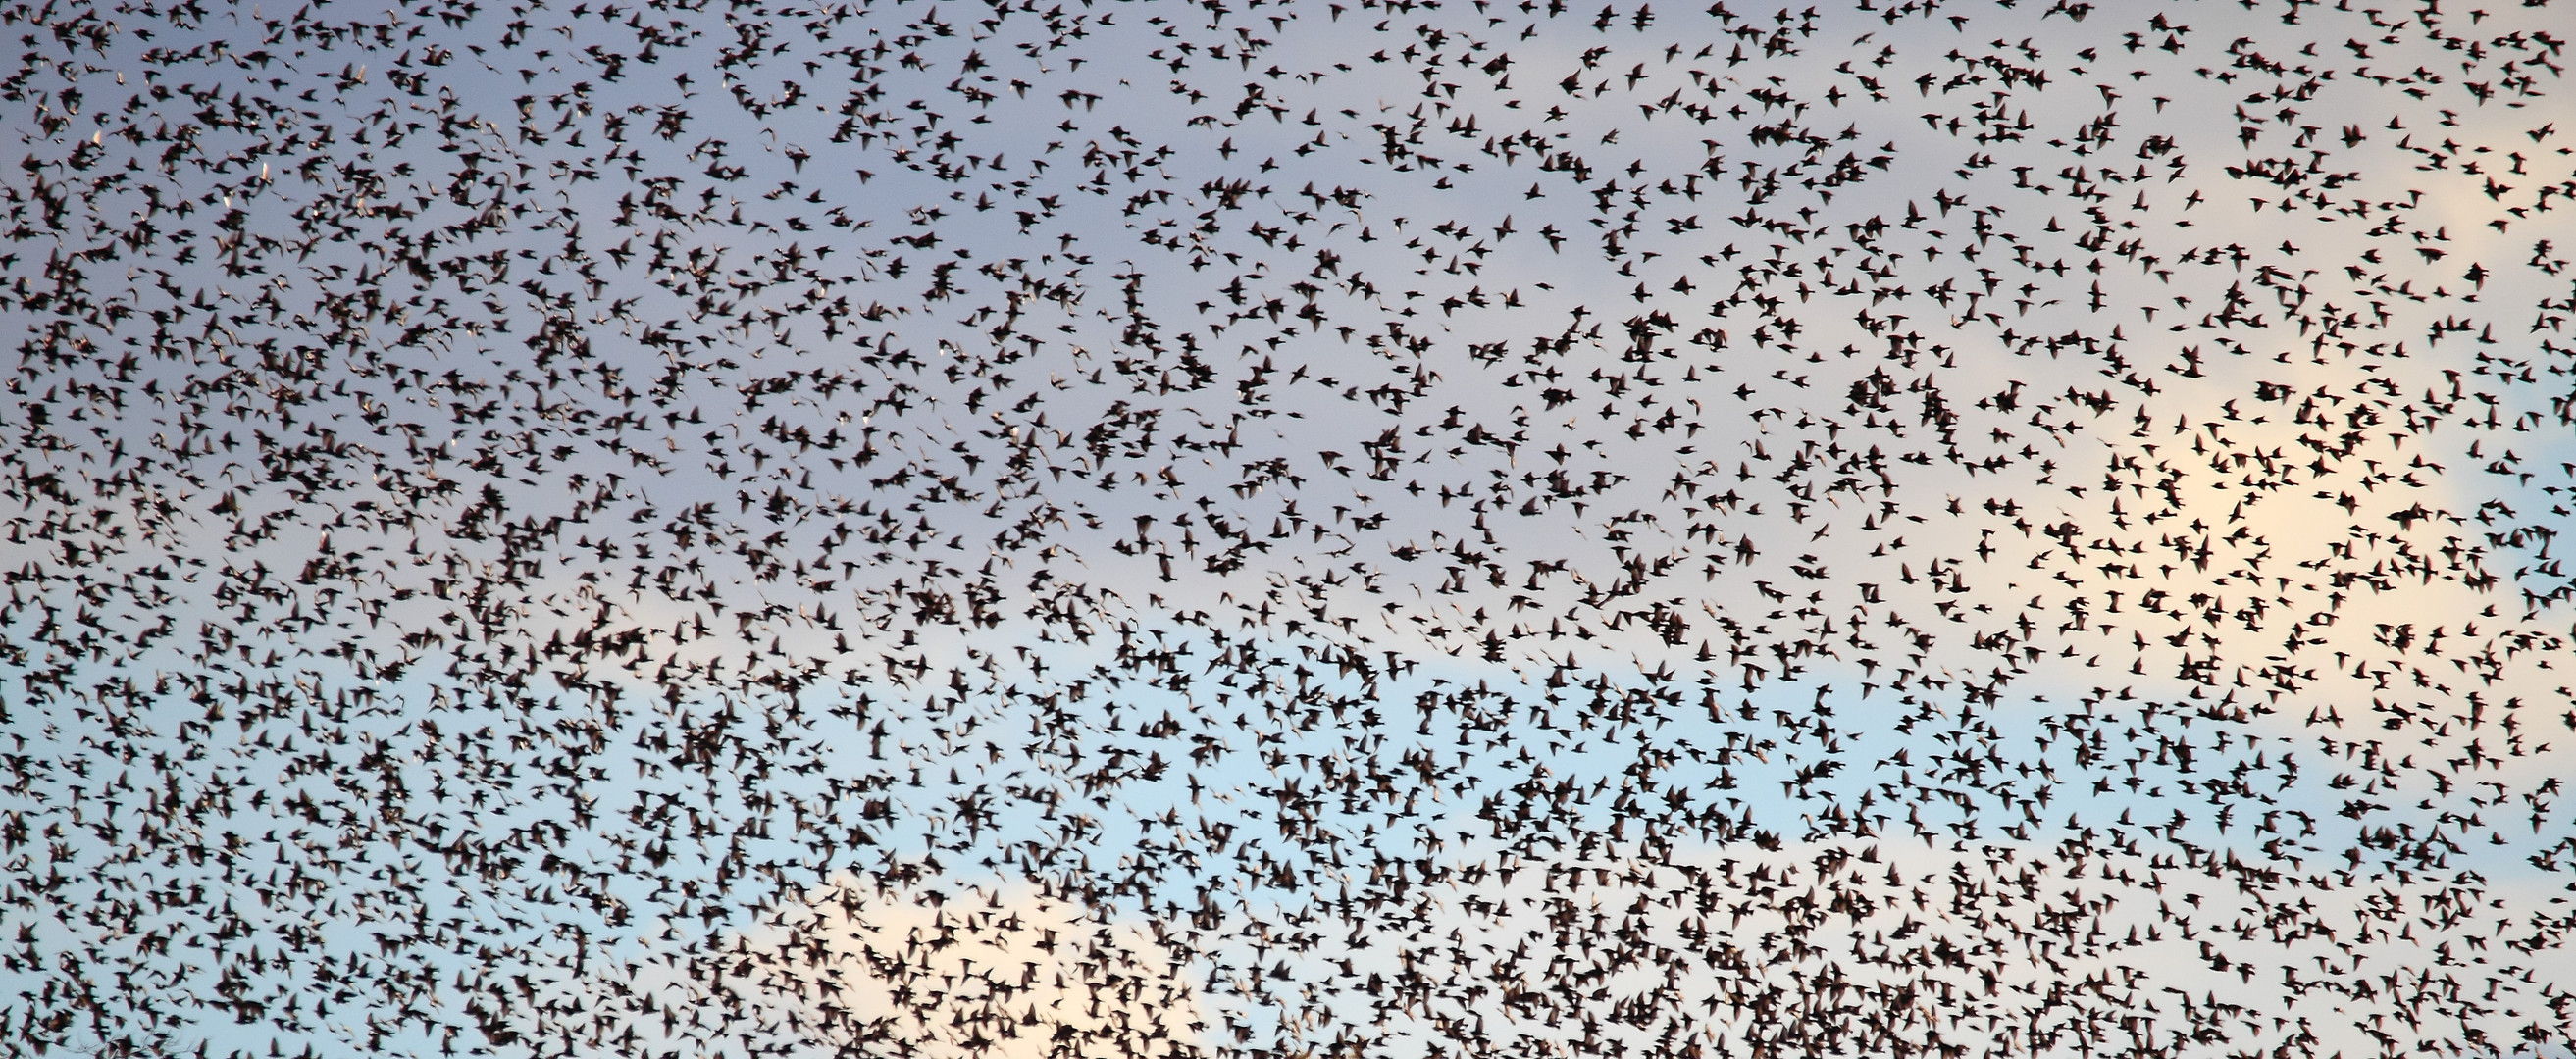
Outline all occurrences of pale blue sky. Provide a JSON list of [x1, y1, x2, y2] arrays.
[[3, 1, 2573, 1058]]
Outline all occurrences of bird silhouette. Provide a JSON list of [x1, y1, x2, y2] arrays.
[[0, 2, 2570, 1059]]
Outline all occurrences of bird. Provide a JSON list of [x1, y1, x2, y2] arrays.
[[0, 2, 2569, 1059]]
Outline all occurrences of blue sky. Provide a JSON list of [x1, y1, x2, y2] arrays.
[[4, 1, 2575, 1058]]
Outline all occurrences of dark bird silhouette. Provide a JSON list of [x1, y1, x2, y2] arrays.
[[0, 3, 2568, 1059]]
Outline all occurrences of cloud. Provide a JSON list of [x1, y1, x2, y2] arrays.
[[714, 874, 1210, 1059]]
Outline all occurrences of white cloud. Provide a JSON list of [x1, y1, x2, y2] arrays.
[[712, 874, 1210, 1059]]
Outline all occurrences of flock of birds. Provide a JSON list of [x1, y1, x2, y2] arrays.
[[4, 0, 2575, 1057]]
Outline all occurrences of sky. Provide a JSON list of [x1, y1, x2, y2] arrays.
[[3, 0, 2575, 1058]]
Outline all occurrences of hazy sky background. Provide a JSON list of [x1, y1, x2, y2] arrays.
[[4, 1, 2575, 1057]]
